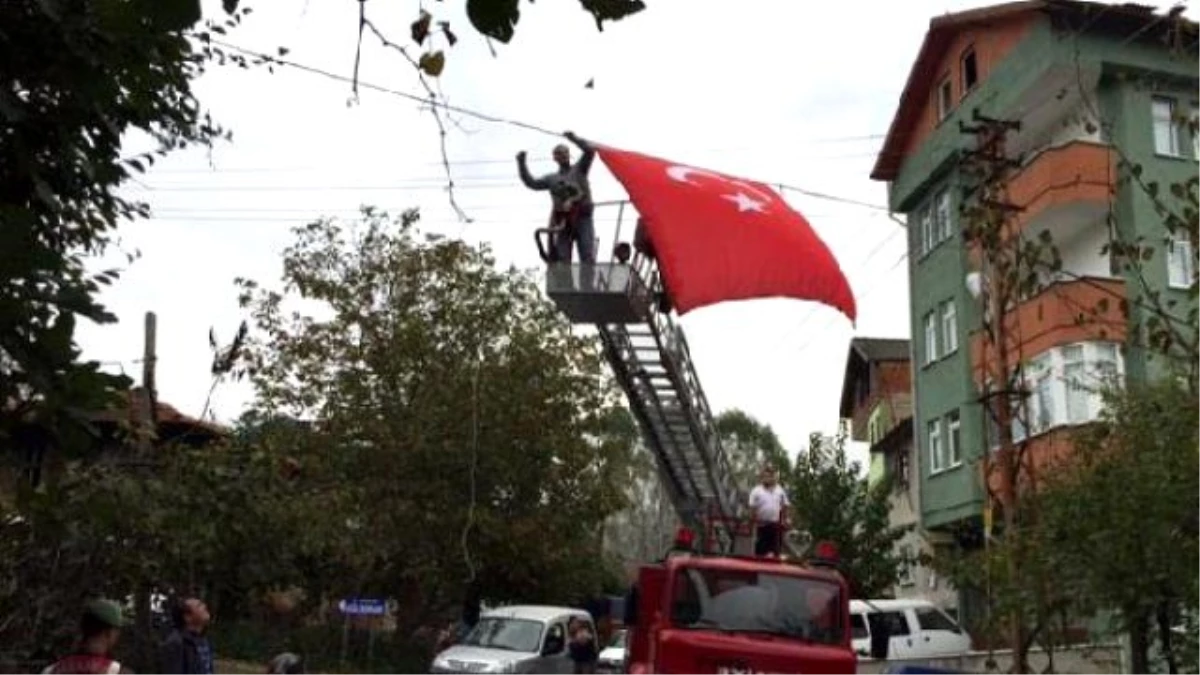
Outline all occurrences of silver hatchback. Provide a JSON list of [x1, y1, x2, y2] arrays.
[[430, 605, 595, 674]]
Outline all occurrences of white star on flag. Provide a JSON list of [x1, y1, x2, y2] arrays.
[[722, 191, 768, 213]]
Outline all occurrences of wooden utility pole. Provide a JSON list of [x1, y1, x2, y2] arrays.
[[134, 311, 157, 671], [959, 109, 1033, 672], [138, 311, 158, 447]]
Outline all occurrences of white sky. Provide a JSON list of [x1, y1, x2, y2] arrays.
[[75, 0, 1173, 467]]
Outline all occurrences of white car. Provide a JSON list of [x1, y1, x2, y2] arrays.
[[597, 629, 627, 673], [849, 598, 971, 660]]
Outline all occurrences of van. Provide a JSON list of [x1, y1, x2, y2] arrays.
[[849, 599, 971, 660], [430, 605, 595, 674]]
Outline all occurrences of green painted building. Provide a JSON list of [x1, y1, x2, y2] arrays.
[[870, 0, 1197, 546]]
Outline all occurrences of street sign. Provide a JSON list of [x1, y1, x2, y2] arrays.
[[338, 598, 388, 616]]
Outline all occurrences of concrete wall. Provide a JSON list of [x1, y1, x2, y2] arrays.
[[857, 643, 1124, 674]]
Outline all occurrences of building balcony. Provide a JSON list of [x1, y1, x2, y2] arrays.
[[969, 276, 1127, 378], [1008, 140, 1114, 233], [981, 427, 1081, 499]]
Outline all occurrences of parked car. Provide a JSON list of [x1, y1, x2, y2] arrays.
[[596, 629, 626, 673], [850, 599, 972, 661], [430, 605, 595, 674]]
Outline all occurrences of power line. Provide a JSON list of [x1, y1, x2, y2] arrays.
[[769, 225, 906, 352], [145, 148, 883, 174], [204, 39, 891, 212], [792, 247, 912, 353]]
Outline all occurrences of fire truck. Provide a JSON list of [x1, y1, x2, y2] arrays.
[[615, 520, 858, 674], [540, 169, 881, 672]]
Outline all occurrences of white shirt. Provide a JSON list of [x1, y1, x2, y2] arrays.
[[748, 484, 789, 523]]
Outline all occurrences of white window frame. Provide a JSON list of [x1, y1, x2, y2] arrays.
[[928, 418, 944, 474], [1152, 96, 1182, 157], [946, 410, 962, 468], [987, 341, 1126, 449], [921, 209, 934, 256], [937, 78, 952, 121], [923, 312, 938, 365], [1192, 102, 1199, 159], [936, 189, 953, 242], [941, 300, 958, 355], [1167, 232, 1196, 289]]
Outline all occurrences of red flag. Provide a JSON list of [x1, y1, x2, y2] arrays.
[[596, 145, 856, 321]]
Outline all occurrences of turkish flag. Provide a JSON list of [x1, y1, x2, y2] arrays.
[[596, 145, 856, 321]]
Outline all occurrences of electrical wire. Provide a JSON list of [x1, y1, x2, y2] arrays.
[[198, 39, 891, 212], [461, 353, 481, 583]]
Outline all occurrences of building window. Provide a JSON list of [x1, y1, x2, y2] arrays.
[[946, 410, 962, 467], [937, 78, 952, 121], [893, 446, 911, 492], [928, 418, 944, 473], [1152, 97, 1183, 157], [1029, 355, 1056, 433], [940, 300, 958, 355], [898, 544, 916, 586], [935, 189, 953, 242], [961, 48, 978, 94], [923, 312, 938, 365], [1168, 233, 1196, 288], [1191, 102, 1199, 158], [988, 341, 1125, 449], [921, 208, 934, 256]]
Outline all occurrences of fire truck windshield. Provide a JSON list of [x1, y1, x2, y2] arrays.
[[669, 567, 844, 645]]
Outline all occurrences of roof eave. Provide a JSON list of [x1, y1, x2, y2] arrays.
[[870, 0, 1049, 183]]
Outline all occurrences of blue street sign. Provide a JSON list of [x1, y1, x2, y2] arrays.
[[338, 598, 388, 616]]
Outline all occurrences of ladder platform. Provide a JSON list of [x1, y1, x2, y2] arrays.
[[546, 263, 653, 325]]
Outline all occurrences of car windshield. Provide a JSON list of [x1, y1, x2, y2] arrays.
[[669, 566, 844, 644], [460, 617, 544, 653]]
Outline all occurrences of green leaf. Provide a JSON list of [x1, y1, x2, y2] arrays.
[[578, 0, 647, 31], [411, 10, 433, 45], [418, 51, 446, 77], [466, 0, 520, 44]]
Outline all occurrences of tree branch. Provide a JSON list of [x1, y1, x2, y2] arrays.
[[357, 15, 472, 224]]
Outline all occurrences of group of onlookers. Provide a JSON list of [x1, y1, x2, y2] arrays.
[[41, 595, 228, 675]]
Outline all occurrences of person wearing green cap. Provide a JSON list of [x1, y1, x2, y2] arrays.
[[42, 598, 132, 674]]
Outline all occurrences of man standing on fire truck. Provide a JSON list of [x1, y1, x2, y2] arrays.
[[748, 466, 789, 557]]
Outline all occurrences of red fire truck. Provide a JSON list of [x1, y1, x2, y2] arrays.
[[623, 524, 864, 674]]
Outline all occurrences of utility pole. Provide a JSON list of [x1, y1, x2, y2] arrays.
[[134, 311, 157, 670], [958, 109, 1035, 672], [139, 311, 158, 447]]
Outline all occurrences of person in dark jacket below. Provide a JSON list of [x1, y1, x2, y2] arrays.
[[567, 617, 598, 675], [43, 598, 132, 674], [160, 596, 214, 674]]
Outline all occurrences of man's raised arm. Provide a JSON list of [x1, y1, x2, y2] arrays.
[[564, 131, 595, 173], [516, 150, 549, 190]]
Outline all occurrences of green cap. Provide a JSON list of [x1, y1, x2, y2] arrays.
[[84, 598, 129, 628]]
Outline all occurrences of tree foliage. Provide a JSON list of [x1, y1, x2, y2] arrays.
[[234, 207, 635, 614], [0, 0, 261, 471], [714, 409, 790, 490], [0, 432, 313, 668], [770, 427, 909, 598], [1038, 378, 1199, 673]]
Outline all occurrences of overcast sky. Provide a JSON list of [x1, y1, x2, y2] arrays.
[[74, 0, 1180, 467]]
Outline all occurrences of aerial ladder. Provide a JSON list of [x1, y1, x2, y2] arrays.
[[538, 203, 792, 557]]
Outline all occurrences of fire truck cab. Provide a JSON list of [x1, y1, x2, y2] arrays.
[[624, 528, 859, 674]]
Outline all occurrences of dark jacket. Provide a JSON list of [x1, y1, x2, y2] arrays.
[[159, 630, 212, 675]]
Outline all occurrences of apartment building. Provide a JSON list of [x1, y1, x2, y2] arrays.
[[839, 338, 958, 611], [869, 0, 1197, 623]]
